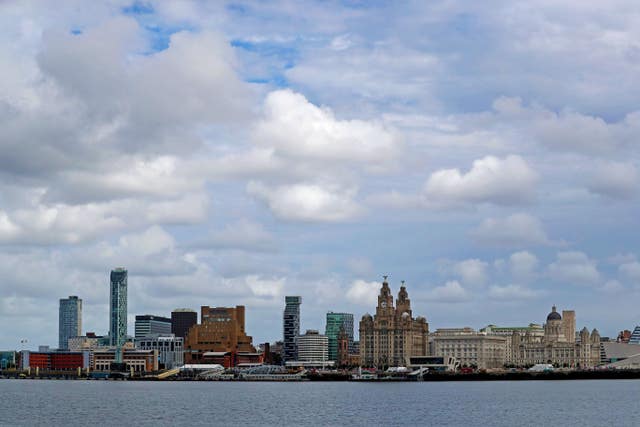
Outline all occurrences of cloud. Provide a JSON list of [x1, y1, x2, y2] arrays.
[[346, 280, 380, 306], [452, 259, 488, 287], [194, 219, 277, 252], [587, 161, 638, 199], [425, 281, 470, 303], [254, 89, 400, 167], [245, 275, 285, 298], [423, 155, 538, 207], [509, 251, 539, 282], [600, 280, 624, 294], [488, 284, 539, 300], [471, 213, 555, 248], [619, 261, 640, 283], [247, 181, 362, 222], [548, 251, 601, 286]]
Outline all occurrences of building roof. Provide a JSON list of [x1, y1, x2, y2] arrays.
[[547, 306, 562, 321]]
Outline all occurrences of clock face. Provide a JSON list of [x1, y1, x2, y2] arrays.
[[381, 301, 387, 308]]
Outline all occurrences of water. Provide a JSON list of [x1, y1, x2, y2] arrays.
[[1, 379, 639, 426]]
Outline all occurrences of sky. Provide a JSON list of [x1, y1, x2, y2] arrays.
[[0, 0, 639, 349]]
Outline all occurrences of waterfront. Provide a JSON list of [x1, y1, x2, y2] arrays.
[[1, 380, 640, 426]]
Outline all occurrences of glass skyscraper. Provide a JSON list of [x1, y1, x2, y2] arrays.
[[109, 268, 128, 347], [58, 296, 82, 350], [283, 296, 301, 362], [325, 312, 354, 361]]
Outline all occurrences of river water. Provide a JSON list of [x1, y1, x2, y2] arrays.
[[1, 379, 639, 426]]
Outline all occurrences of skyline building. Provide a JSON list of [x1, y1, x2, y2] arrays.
[[359, 277, 429, 367], [283, 296, 301, 363], [296, 329, 328, 364], [58, 296, 82, 350], [109, 268, 128, 348], [134, 315, 172, 339], [325, 312, 354, 361], [184, 305, 257, 364], [171, 308, 197, 339]]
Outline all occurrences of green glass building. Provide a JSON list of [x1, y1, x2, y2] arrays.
[[325, 312, 354, 361]]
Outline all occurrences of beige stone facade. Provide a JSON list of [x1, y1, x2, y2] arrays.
[[359, 278, 429, 367], [431, 329, 507, 369], [500, 306, 601, 368]]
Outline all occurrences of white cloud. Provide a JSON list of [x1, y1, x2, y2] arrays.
[[452, 259, 488, 287], [247, 181, 362, 222], [488, 284, 539, 300], [346, 280, 380, 306], [471, 213, 554, 248], [548, 251, 601, 286], [246, 275, 285, 298], [423, 155, 538, 207], [254, 89, 400, 167], [425, 280, 470, 303], [600, 280, 624, 294], [587, 161, 638, 199]]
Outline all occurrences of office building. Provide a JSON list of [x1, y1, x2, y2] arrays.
[[59, 296, 82, 350], [283, 296, 301, 362], [296, 330, 328, 363], [109, 268, 128, 347], [184, 305, 258, 365], [431, 328, 507, 369], [134, 315, 172, 338], [628, 326, 640, 344], [93, 349, 158, 372], [359, 277, 429, 367], [325, 312, 354, 362], [171, 308, 197, 339], [135, 335, 184, 369]]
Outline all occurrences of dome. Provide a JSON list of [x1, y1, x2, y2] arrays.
[[546, 306, 561, 321], [362, 313, 373, 321]]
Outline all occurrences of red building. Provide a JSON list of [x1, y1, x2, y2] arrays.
[[21, 351, 90, 370]]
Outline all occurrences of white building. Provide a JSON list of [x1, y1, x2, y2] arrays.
[[295, 330, 328, 364], [431, 329, 507, 369], [135, 335, 184, 369]]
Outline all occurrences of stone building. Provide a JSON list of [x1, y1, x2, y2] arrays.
[[431, 330, 507, 370], [506, 306, 600, 368], [359, 277, 429, 367]]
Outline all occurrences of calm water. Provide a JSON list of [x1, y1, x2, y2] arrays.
[[1, 379, 639, 426]]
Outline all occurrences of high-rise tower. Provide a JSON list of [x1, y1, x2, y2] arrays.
[[58, 296, 82, 350], [325, 312, 354, 361], [283, 296, 301, 362], [109, 268, 128, 347]]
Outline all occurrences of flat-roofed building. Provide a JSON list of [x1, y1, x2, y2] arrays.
[[432, 330, 507, 369], [134, 315, 172, 339], [185, 305, 257, 366], [135, 335, 184, 369], [92, 349, 158, 372]]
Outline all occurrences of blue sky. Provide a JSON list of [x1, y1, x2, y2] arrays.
[[0, 0, 639, 349]]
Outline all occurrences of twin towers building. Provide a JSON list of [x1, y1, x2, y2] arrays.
[[359, 277, 429, 367]]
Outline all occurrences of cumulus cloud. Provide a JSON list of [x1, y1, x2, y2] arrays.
[[425, 281, 470, 303], [423, 155, 538, 207], [548, 251, 601, 286], [587, 162, 638, 199], [254, 89, 400, 167], [247, 181, 362, 222], [488, 284, 539, 300], [346, 280, 380, 306], [452, 259, 488, 287], [471, 213, 555, 248]]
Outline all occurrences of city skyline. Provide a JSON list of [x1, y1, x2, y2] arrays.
[[1, 1, 640, 349]]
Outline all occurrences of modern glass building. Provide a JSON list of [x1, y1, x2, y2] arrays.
[[283, 296, 302, 362], [58, 296, 82, 350], [134, 315, 172, 338], [109, 268, 128, 347], [325, 312, 354, 361]]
